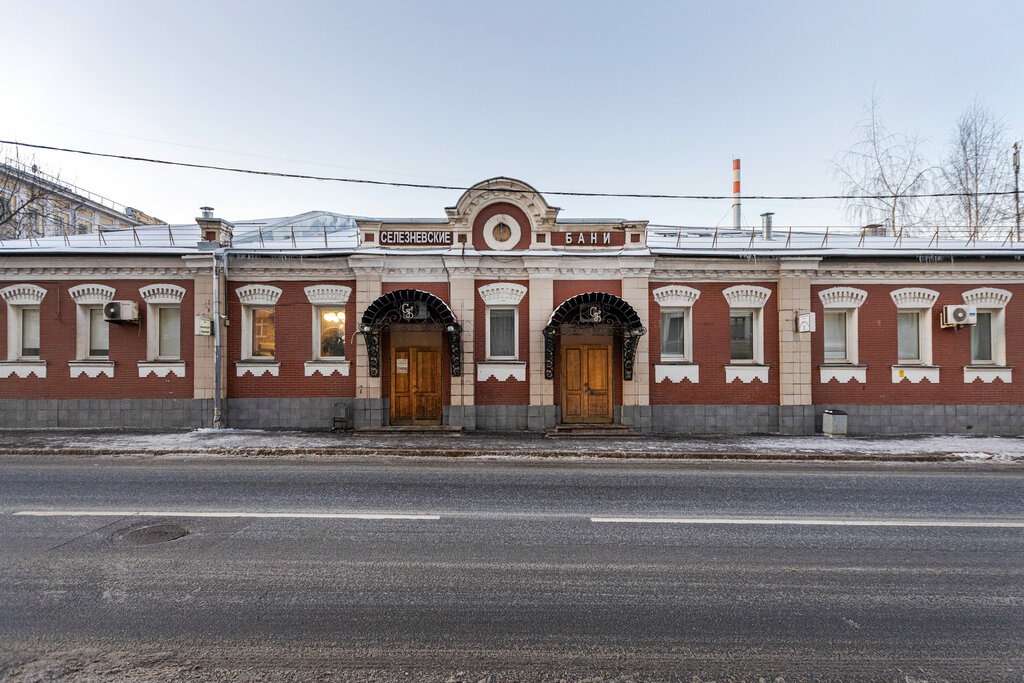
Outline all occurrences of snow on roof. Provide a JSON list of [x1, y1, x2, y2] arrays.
[[1, 210, 1021, 259]]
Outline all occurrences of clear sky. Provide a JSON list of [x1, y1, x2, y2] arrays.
[[3, 0, 1022, 230]]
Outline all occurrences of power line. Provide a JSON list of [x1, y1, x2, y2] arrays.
[[2, 138, 1019, 202]]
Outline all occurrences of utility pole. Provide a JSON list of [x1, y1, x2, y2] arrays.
[[1013, 142, 1020, 242]]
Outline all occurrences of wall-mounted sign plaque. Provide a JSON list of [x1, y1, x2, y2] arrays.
[[379, 231, 453, 246]]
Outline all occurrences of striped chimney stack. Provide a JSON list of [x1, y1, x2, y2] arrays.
[[732, 159, 741, 231]]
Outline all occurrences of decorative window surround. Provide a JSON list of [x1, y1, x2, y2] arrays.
[[0, 284, 47, 306], [476, 361, 527, 382], [890, 287, 938, 309], [68, 284, 116, 306], [652, 285, 701, 308], [962, 287, 1012, 309], [236, 284, 283, 306], [235, 360, 280, 377], [891, 287, 938, 367], [2, 284, 47, 362], [69, 360, 114, 378], [139, 284, 186, 305], [654, 363, 699, 383], [722, 285, 771, 309], [0, 360, 46, 378], [478, 283, 527, 306], [138, 361, 186, 378], [819, 364, 866, 383], [891, 365, 939, 383], [725, 364, 769, 383], [69, 284, 115, 361], [482, 214, 522, 251], [304, 285, 352, 305], [818, 286, 867, 309], [304, 360, 351, 377], [964, 366, 1012, 383]]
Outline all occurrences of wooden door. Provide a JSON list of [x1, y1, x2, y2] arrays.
[[561, 344, 613, 423], [390, 346, 442, 425]]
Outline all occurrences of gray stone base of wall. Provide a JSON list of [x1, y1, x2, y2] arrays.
[[0, 399, 214, 429], [1, 400, 1021, 436]]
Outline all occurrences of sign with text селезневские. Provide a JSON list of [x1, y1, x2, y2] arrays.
[[379, 230, 453, 246]]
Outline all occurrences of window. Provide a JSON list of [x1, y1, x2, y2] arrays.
[[318, 308, 346, 358], [722, 285, 770, 370], [477, 283, 527, 363], [87, 308, 109, 358], [890, 288, 938, 368], [823, 311, 848, 362], [487, 308, 517, 359], [660, 310, 687, 358], [897, 311, 920, 362], [236, 285, 283, 366], [157, 307, 181, 359], [251, 308, 275, 357], [20, 308, 40, 358], [971, 311, 993, 363]]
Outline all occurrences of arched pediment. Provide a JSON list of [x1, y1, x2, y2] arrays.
[[543, 292, 646, 381], [359, 289, 462, 378], [447, 177, 559, 230]]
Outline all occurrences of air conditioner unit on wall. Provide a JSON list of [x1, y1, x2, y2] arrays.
[[103, 300, 139, 323], [941, 304, 976, 327]]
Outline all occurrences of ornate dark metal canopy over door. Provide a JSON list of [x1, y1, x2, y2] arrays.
[[542, 292, 646, 380], [359, 289, 462, 377]]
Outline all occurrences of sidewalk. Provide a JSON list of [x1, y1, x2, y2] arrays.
[[0, 428, 1022, 462]]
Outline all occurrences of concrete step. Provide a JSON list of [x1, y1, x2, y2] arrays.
[[545, 424, 642, 438], [354, 425, 463, 436]]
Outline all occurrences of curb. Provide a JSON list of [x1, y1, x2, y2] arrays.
[[0, 447, 962, 462]]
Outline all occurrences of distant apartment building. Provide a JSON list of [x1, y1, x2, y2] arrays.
[[0, 158, 161, 239]]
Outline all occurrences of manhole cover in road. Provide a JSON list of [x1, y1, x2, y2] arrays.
[[120, 523, 188, 545]]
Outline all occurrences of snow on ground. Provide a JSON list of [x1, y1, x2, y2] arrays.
[[0, 429, 1022, 460]]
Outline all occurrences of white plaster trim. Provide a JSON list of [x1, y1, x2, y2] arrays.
[[235, 360, 280, 377], [890, 287, 939, 309], [476, 361, 527, 382], [652, 285, 700, 308], [0, 284, 47, 306], [891, 365, 940, 383], [962, 287, 1012, 309], [304, 360, 351, 377], [138, 361, 186, 378], [138, 284, 186, 305], [68, 284, 116, 305], [964, 366, 1012, 383], [482, 214, 522, 251], [725, 364, 769, 383], [304, 285, 352, 306], [0, 360, 46, 378], [654, 363, 699, 383], [478, 283, 527, 306], [68, 360, 114, 378], [818, 286, 867, 309], [722, 285, 771, 309], [819, 365, 866, 383], [235, 284, 283, 306]]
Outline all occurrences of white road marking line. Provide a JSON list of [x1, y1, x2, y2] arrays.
[[14, 510, 439, 520], [590, 517, 1024, 528]]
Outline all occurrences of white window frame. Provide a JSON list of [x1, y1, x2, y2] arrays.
[[963, 288, 1011, 367], [1, 285, 47, 377], [67, 284, 116, 378], [478, 283, 527, 362], [723, 285, 770, 365], [818, 287, 867, 366], [68, 284, 115, 361], [653, 286, 699, 365], [303, 285, 353, 377], [485, 306, 519, 360], [890, 288, 938, 366], [235, 285, 282, 376], [137, 284, 186, 377]]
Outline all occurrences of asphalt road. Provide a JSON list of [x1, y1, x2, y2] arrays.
[[1, 456, 1023, 681]]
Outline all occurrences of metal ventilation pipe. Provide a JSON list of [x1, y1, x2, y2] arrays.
[[760, 212, 774, 240], [200, 206, 215, 219], [732, 159, 741, 230]]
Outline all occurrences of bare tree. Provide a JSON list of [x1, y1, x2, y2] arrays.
[[940, 100, 1013, 240], [832, 94, 934, 234], [0, 149, 62, 240]]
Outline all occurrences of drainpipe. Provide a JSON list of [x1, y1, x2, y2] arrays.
[[212, 249, 224, 428]]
